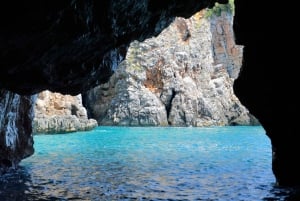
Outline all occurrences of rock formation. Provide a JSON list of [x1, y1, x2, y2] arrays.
[[0, 0, 226, 95], [233, 1, 299, 186], [0, 0, 299, 187], [1, 0, 227, 173], [0, 90, 36, 173], [83, 9, 258, 127], [33, 91, 97, 134]]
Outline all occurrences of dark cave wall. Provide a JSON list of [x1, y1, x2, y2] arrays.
[[233, 1, 300, 186], [0, 90, 36, 172], [0, 0, 299, 187], [0, 0, 226, 95], [0, 0, 227, 173]]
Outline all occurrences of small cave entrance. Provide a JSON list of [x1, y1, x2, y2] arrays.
[[71, 104, 78, 116]]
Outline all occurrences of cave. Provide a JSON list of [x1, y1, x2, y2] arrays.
[[0, 0, 298, 188]]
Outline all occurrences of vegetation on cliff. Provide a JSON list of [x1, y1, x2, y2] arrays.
[[205, 0, 234, 18]]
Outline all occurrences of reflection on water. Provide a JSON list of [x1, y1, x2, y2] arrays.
[[0, 167, 62, 201], [1, 167, 300, 201], [0, 126, 299, 200], [265, 186, 300, 201]]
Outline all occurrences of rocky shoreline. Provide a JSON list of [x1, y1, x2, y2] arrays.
[[33, 9, 259, 132]]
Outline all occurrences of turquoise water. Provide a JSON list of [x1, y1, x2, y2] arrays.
[[0, 126, 296, 200]]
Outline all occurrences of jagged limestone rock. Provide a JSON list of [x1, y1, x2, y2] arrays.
[[0, 0, 228, 173], [33, 90, 98, 134], [83, 10, 259, 127]]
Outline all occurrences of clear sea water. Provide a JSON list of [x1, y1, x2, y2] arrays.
[[0, 126, 298, 201]]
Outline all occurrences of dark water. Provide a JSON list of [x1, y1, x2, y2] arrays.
[[0, 126, 299, 201]]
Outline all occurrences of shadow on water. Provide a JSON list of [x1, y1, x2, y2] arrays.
[[1, 167, 300, 201], [263, 185, 300, 201], [0, 166, 64, 201]]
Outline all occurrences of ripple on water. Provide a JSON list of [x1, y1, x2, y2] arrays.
[[0, 126, 295, 201]]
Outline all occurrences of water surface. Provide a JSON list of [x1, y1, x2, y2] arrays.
[[1, 126, 297, 200]]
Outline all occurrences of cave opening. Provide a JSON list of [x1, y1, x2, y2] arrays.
[[0, 0, 299, 199]]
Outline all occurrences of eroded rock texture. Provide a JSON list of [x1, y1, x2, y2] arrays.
[[0, 90, 36, 173], [0, 0, 298, 187], [34, 91, 97, 134], [83, 9, 258, 127], [0, 0, 227, 174], [0, 0, 226, 95]]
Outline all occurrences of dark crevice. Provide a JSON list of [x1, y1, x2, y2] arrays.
[[165, 88, 176, 122], [71, 104, 78, 116]]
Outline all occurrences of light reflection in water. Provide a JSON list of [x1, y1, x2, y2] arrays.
[[0, 126, 298, 201]]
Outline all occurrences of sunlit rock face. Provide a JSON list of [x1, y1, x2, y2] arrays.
[[233, 1, 299, 186], [0, 0, 298, 188], [83, 9, 258, 127], [0, 0, 226, 95], [0, 90, 36, 173], [0, 0, 227, 172], [33, 91, 97, 134]]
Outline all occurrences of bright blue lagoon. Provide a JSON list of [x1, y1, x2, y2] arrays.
[[1, 126, 293, 200]]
